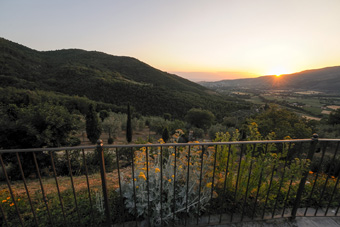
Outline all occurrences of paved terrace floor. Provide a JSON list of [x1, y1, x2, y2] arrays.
[[113, 208, 340, 227]]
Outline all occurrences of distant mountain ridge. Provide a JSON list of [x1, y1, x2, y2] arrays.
[[199, 66, 340, 92], [0, 37, 248, 118]]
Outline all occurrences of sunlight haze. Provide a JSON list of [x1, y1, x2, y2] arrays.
[[1, 0, 340, 81]]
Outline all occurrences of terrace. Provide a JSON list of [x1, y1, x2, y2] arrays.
[[1, 135, 340, 226]]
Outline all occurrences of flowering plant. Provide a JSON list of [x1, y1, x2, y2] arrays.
[[120, 138, 217, 225]]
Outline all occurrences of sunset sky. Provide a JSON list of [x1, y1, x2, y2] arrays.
[[1, 0, 340, 81]]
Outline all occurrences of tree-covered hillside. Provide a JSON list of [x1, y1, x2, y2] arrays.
[[0, 37, 249, 118]]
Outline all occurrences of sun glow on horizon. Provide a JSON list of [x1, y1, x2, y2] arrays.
[[266, 67, 292, 77]]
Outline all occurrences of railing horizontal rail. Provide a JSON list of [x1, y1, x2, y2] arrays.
[[3, 138, 339, 153]]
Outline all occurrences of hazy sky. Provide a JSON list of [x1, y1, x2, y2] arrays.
[[1, 0, 340, 81]]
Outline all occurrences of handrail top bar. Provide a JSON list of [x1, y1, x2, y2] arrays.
[[1, 138, 339, 153]]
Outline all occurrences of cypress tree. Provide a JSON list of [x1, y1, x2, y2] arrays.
[[126, 103, 132, 143], [162, 127, 170, 143], [86, 104, 102, 144]]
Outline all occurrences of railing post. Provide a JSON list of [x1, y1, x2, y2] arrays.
[[97, 139, 112, 226], [291, 133, 319, 219]]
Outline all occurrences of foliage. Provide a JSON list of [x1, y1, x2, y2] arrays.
[[99, 110, 109, 122], [247, 105, 312, 139], [0, 103, 80, 149], [126, 104, 132, 143], [208, 123, 226, 140], [185, 108, 215, 131], [120, 124, 314, 225], [329, 109, 340, 125], [162, 127, 170, 143], [0, 186, 122, 226], [85, 104, 102, 144], [0, 37, 251, 119], [120, 140, 215, 225]]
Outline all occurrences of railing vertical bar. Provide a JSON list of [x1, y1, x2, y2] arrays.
[[262, 143, 277, 219], [272, 142, 292, 218], [291, 134, 319, 219], [252, 143, 269, 220], [81, 149, 94, 224], [96, 140, 112, 226], [32, 152, 54, 226], [16, 152, 39, 226], [0, 154, 24, 227], [160, 146, 164, 226], [282, 142, 304, 217], [172, 146, 177, 226], [315, 141, 339, 216], [208, 145, 218, 224], [185, 145, 191, 226], [130, 147, 138, 227], [66, 150, 81, 223], [241, 144, 256, 221], [304, 142, 327, 216], [231, 144, 245, 223], [146, 146, 150, 225], [196, 145, 205, 225], [325, 176, 340, 216], [49, 151, 67, 225], [219, 144, 231, 224], [115, 148, 125, 226], [325, 142, 340, 216], [0, 199, 9, 227]]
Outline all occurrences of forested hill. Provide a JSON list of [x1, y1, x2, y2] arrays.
[[0, 37, 249, 118], [200, 66, 340, 92]]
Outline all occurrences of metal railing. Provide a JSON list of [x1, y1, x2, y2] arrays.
[[1, 135, 340, 226]]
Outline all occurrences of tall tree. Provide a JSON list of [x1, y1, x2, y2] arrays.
[[126, 103, 132, 143], [162, 127, 170, 142], [86, 104, 102, 144]]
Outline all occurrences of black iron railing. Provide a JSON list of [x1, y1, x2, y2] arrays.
[[1, 136, 340, 226]]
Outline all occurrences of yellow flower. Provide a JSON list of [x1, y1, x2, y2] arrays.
[[138, 172, 147, 180], [136, 186, 139, 189], [206, 182, 212, 188], [168, 179, 172, 183], [134, 178, 137, 181], [155, 168, 160, 173], [309, 171, 314, 174], [171, 153, 175, 156], [10, 203, 14, 207], [172, 175, 175, 178], [2, 200, 7, 203], [17, 199, 21, 201], [6, 197, 10, 200]]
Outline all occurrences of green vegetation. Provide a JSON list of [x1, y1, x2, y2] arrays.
[[0, 37, 249, 119], [126, 104, 132, 143], [86, 104, 102, 144]]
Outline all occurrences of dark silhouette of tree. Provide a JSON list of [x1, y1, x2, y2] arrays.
[[99, 110, 109, 122], [86, 104, 102, 144], [126, 103, 132, 143], [329, 109, 340, 125], [162, 127, 169, 142]]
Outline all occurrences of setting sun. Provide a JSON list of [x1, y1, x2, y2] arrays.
[[266, 67, 291, 77]]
